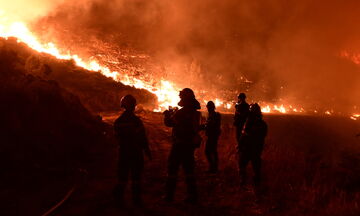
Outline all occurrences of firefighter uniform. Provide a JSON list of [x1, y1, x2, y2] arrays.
[[238, 103, 267, 186], [204, 101, 221, 173], [113, 95, 151, 204], [164, 88, 201, 203]]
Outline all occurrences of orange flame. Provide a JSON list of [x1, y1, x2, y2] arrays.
[[350, 113, 360, 120], [0, 20, 358, 120], [0, 21, 180, 111]]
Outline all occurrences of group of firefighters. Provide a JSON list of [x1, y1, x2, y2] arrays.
[[113, 88, 268, 205]]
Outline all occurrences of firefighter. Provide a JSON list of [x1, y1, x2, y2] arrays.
[[202, 101, 221, 173], [113, 94, 151, 205], [234, 93, 250, 143], [163, 88, 201, 204], [238, 103, 267, 186]]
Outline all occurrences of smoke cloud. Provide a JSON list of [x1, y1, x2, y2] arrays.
[[0, 0, 65, 22], [7, 0, 360, 112]]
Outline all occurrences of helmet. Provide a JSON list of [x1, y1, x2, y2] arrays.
[[250, 103, 262, 116], [178, 88, 200, 109], [120, 94, 136, 110], [179, 88, 195, 100], [206, 101, 215, 109], [238, 93, 246, 100]]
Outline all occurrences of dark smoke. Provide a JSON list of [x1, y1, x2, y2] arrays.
[[34, 0, 360, 112]]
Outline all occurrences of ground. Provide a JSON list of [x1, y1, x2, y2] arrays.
[[50, 112, 360, 216]]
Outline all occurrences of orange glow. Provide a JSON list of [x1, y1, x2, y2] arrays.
[[341, 51, 360, 65], [261, 105, 271, 113], [350, 114, 360, 121], [0, 20, 180, 111], [324, 110, 332, 115], [0, 20, 358, 120]]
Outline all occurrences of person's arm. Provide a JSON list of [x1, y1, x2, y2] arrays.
[[139, 120, 152, 160]]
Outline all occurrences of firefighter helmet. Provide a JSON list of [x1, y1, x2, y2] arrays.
[[120, 94, 137, 110]]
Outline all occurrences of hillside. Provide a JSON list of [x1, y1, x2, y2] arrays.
[[0, 38, 157, 112]]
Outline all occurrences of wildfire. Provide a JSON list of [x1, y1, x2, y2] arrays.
[[0, 19, 359, 120], [350, 114, 360, 121], [0, 21, 181, 111], [260, 104, 305, 114]]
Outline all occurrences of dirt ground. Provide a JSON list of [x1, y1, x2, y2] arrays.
[[54, 111, 360, 216]]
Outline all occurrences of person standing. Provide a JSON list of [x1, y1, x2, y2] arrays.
[[202, 101, 221, 173], [238, 103, 267, 186], [113, 95, 152, 205], [234, 93, 250, 143], [163, 88, 201, 204]]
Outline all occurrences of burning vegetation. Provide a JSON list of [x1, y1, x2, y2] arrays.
[[1, 1, 360, 215], [0, 37, 157, 112], [1, 0, 360, 117]]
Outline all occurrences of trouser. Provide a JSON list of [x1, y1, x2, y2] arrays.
[[165, 145, 197, 200], [115, 154, 144, 202], [205, 136, 219, 171], [239, 152, 262, 186]]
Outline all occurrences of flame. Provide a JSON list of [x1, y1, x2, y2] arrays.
[[214, 98, 223, 107], [225, 102, 232, 109], [0, 19, 358, 120], [350, 113, 360, 121], [0, 21, 181, 111], [324, 110, 332, 115], [261, 105, 271, 113]]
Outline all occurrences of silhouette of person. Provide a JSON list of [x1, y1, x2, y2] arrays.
[[234, 93, 250, 143], [113, 94, 151, 205], [201, 101, 221, 173], [238, 103, 267, 186], [163, 88, 201, 204]]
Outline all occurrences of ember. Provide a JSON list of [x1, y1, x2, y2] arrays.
[[0, 3, 359, 120], [2, 1, 360, 216]]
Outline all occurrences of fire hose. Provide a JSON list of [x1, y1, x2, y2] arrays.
[[41, 168, 88, 216]]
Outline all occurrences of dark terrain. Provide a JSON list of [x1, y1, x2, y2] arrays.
[[56, 112, 360, 216], [1, 39, 360, 216], [0, 38, 154, 215]]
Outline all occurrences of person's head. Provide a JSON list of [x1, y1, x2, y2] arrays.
[[178, 88, 200, 109], [120, 94, 136, 111], [238, 93, 246, 102], [249, 103, 262, 118], [179, 88, 195, 101], [206, 101, 216, 112]]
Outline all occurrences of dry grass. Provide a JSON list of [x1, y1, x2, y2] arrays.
[[217, 114, 360, 215]]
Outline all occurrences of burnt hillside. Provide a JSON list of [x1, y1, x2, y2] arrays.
[[0, 38, 157, 112]]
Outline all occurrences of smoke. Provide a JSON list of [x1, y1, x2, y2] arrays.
[[0, 0, 65, 23], [9, 0, 360, 111]]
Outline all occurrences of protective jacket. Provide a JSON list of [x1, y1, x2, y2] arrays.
[[234, 101, 250, 129], [238, 117, 267, 154], [114, 111, 150, 165]]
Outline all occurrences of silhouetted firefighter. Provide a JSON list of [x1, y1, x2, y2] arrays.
[[238, 103, 267, 186], [113, 95, 151, 205], [163, 88, 201, 204], [234, 93, 250, 144], [201, 101, 221, 173]]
